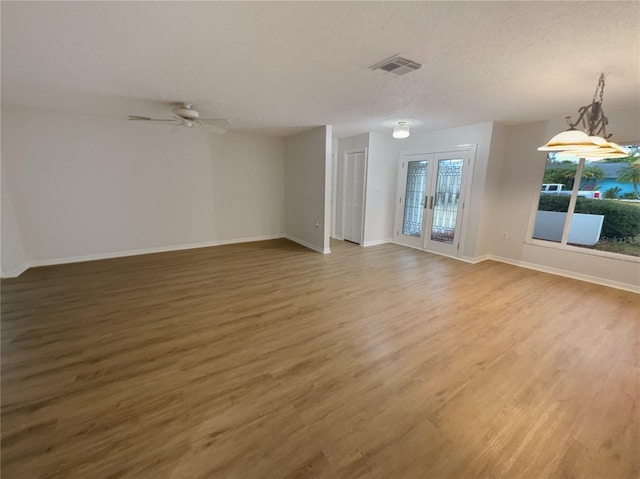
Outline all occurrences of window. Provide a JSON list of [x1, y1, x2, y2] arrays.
[[531, 147, 640, 258]]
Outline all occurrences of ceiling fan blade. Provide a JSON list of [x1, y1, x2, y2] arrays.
[[128, 115, 177, 123], [201, 118, 233, 127], [202, 123, 228, 135]]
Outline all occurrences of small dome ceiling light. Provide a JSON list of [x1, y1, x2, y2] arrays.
[[393, 121, 410, 139]]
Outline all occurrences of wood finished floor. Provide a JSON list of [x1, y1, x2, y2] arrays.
[[1, 239, 638, 479]]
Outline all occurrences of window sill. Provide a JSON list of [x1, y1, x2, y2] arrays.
[[524, 238, 640, 264]]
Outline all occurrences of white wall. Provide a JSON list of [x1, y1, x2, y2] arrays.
[[478, 122, 508, 257], [400, 121, 495, 259], [485, 120, 549, 261], [284, 126, 332, 253], [1, 168, 28, 276], [363, 132, 398, 246], [1, 107, 285, 274], [489, 108, 640, 291]]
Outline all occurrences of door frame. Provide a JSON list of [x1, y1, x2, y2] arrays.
[[394, 144, 477, 258], [331, 151, 338, 238]]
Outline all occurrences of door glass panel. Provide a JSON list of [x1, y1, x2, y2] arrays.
[[431, 158, 463, 243], [402, 160, 428, 237]]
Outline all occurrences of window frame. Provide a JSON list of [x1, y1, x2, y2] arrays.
[[525, 151, 640, 264]]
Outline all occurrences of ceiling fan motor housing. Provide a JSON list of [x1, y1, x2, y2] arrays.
[[173, 106, 200, 120]]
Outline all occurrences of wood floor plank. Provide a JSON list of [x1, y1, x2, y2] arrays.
[[1, 238, 638, 478]]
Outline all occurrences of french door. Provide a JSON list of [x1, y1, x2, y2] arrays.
[[396, 150, 470, 257]]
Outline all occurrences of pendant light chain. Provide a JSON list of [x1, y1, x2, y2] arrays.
[[564, 73, 611, 138], [593, 73, 605, 105]]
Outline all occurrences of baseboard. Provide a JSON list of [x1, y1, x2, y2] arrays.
[[389, 244, 637, 292], [362, 238, 392, 247], [285, 235, 329, 254], [461, 254, 490, 264], [486, 254, 640, 294], [7, 237, 634, 292], [1, 263, 30, 279], [1, 234, 286, 279]]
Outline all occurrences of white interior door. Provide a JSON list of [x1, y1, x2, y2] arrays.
[[395, 149, 471, 257], [343, 149, 366, 244]]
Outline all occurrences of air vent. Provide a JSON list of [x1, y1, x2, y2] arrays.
[[370, 55, 422, 76]]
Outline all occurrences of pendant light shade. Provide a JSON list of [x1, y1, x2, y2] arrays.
[[537, 130, 598, 151], [563, 140, 630, 159], [573, 150, 629, 159]]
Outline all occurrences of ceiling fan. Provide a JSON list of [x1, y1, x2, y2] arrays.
[[128, 104, 231, 134]]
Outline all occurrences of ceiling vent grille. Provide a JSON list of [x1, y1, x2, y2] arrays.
[[370, 55, 422, 76]]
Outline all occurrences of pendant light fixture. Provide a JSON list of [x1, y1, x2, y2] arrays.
[[383, 119, 421, 139], [392, 121, 410, 139], [538, 73, 629, 158]]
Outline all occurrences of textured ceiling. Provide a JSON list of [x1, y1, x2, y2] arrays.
[[2, 1, 639, 138]]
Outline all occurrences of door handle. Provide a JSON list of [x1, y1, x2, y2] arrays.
[[423, 195, 428, 209], [429, 196, 434, 209]]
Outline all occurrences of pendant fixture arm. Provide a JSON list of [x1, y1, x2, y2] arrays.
[[564, 73, 611, 139]]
